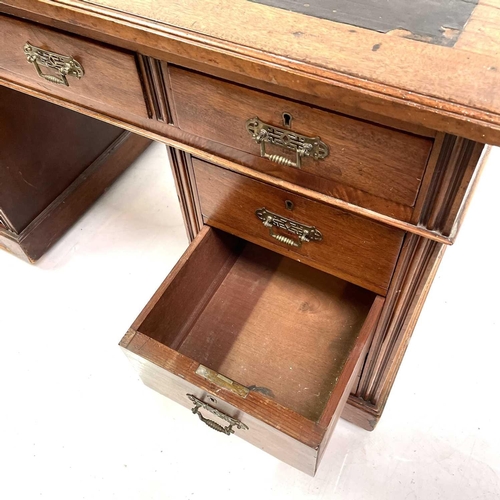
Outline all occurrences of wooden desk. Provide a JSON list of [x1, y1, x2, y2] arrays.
[[0, 0, 497, 475]]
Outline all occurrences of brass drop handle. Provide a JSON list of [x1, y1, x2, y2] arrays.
[[268, 227, 301, 247], [255, 129, 307, 169], [196, 411, 233, 434], [24, 42, 84, 87], [246, 117, 329, 169], [187, 394, 249, 435], [255, 208, 323, 248]]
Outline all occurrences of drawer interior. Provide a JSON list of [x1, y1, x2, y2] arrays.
[[132, 227, 376, 422]]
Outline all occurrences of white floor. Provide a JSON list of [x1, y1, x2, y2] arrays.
[[1, 141, 499, 500]]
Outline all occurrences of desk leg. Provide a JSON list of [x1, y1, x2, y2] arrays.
[[166, 146, 203, 242], [343, 235, 446, 430]]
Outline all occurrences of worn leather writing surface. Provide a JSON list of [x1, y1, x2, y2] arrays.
[[250, 0, 478, 46]]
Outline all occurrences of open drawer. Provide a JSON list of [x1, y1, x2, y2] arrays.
[[120, 226, 384, 475]]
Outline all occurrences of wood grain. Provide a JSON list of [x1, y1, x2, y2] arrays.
[[415, 136, 485, 238], [0, 0, 492, 448], [164, 150, 473, 431], [192, 158, 405, 295], [343, 234, 446, 430], [178, 243, 375, 420], [456, 0, 500, 57], [0, 85, 122, 232], [121, 333, 321, 475], [317, 295, 384, 460], [121, 226, 384, 474], [19, 0, 500, 144], [170, 66, 433, 208], [0, 85, 151, 261], [0, 132, 151, 261], [0, 13, 148, 121], [136, 226, 243, 347], [160, 119, 419, 223], [166, 146, 203, 241], [0, 76, 455, 244], [136, 55, 172, 122]]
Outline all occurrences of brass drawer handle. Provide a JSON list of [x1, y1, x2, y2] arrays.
[[246, 117, 329, 169], [255, 207, 323, 248], [24, 42, 84, 87], [187, 394, 249, 435]]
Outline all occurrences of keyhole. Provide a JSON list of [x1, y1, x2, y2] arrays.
[[285, 200, 294, 211], [207, 395, 217, 404], [282, 112, 293, 128]]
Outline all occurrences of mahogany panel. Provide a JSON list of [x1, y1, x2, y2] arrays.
[[0, 14, 147, 122], [170, 66, 433, 208], [0, 85, 123, 232], [192, 158, 405, 295], [0, 131, 151, 261]]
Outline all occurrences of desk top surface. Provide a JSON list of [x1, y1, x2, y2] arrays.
[[252, 0, 479, 47], [4, 0, 500, 143]]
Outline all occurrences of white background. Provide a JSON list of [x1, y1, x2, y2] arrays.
[[1, 142, 499, 499]]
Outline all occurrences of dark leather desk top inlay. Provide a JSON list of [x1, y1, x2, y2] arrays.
[[250, 0, 478, 46]]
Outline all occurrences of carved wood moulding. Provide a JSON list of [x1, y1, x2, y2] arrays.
[[136, 55, 173, 124], [352, 234, 446, 416]]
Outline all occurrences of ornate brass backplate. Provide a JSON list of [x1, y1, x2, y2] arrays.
[[187, 394, 249, 435], [24, 42, 84, 86], [246, 117, 329, 169], [255, 207, 323, 248]]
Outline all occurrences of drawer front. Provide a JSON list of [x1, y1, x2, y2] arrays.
[[170, 66, 433, 211], [192, 158, 404, 295], [122, 334, 319, 475], [0, 15, 147, 120]]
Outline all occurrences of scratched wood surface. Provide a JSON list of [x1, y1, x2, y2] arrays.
[[251, 0, 479, 46], [177, 243, 374, 421], [34, 0, 500, 144]]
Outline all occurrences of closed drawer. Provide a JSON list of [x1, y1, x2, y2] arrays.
[[0, 15, 147, 121], [192, 158, 404, 295], [120, 226, 384, 475], [169, 66, 433, 215]]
